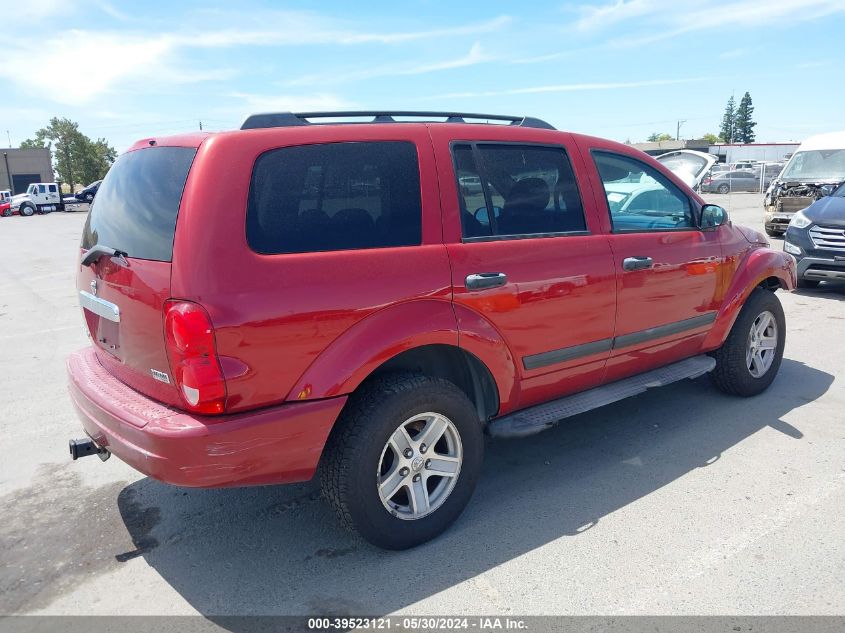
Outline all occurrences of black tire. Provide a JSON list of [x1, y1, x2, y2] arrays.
[[1, 208, 11, 217], [19, 203, 35, 217], [764, 227, 782, 237], [710, 288, 786, 397], [797, 278, 820, 289], [320, 373, 484, 550], [717, 183, 730, 194]]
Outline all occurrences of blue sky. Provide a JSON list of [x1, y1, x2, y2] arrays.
[[2, 0, 843, 152]]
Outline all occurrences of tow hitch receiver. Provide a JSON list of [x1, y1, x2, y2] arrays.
[[69, 437, 110, 461]]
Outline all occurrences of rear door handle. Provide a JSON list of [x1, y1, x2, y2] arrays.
[[622, 256, 653, 271], [466, 272, 507, 290]]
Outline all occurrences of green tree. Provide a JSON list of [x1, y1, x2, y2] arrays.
[[702, 132, 724, 144], [734, 92, 757, 143], [21, 117, 116, 191], [647, 132, 673, 142], [719, 95, 736, 143]]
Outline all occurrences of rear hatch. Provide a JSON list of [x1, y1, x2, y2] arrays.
[[77, 146, 197, 417], [655, 149, 718, 189]]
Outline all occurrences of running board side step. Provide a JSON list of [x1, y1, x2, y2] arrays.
[[489, 355, 716, 439]]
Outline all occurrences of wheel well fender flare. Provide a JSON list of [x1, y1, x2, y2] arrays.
[[286, 300, 520, 416], [704, 248, 795, 349]]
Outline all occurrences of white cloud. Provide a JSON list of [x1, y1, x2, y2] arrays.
[[0, 11, 511, 104], [574, 0, 845, 45], [574, 0, 656, 31], [0, 32, 174, 105], [0, 0, 67, 24], [225, 92, 354, 121], [424, 77, 707, 100], [719, 48, 748, 60], [286, 43, 490, 87], [163, 14, 510, 48]]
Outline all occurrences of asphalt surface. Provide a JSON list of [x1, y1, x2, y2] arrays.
[[1, 195, 843, 617]]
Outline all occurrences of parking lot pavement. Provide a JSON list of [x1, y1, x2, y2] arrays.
[[1, 199, 843, 617]]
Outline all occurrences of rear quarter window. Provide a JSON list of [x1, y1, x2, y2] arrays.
[[246, 141, 422, 254], [81, 147, 197, 262]]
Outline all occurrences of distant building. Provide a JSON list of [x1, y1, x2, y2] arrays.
[[630, 139, 800, 165], [630, 139, 711, 156], [707, 142, 799, 165], [0, 148, 54, 194]]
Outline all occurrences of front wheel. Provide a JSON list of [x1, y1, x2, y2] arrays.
[[710, 288, 785, 396], [1, 208, 11, 217], [320, 373, 483, 549], [19, 203, 35, 217], [717, 183, 730, 194]]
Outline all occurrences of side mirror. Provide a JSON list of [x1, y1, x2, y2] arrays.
[[700, 204, 728, 229]]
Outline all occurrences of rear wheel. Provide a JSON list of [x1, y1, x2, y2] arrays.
[[320, 373, 483, 550], [710, 288, 785, 396], [19, 203, 35, 217], [717, 183, 730, 194], [1, 208, 11, 217]]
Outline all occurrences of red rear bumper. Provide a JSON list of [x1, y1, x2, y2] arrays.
[[67, 347, 345, 487]]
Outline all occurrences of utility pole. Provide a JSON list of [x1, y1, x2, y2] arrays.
[[676, 119, 687, 141], [199, 120, 203, 131], [3, 152, 13, 193], [5, 130, 10, 147]]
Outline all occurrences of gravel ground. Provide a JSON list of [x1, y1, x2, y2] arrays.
[[0, 194, 843, 617]]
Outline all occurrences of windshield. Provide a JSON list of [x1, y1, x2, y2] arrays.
[[81, 147, 196, 261], [780, 149, 845, 181]]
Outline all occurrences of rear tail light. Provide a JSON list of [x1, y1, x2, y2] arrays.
[[164, 300, 227, 414]]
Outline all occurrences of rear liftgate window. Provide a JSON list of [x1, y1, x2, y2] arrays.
[[81, 147, 197, 262], [246, 141, 422, 254]]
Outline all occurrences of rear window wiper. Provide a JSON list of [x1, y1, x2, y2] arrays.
[[81, 244, 129, 267]]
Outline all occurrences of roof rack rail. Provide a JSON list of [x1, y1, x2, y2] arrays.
[[240, 111, 556, 131]]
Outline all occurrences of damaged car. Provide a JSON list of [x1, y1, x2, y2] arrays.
[[764, 131, 845, 236]]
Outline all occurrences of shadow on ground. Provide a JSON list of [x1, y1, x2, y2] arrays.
[[792, 280, 845, 301], [114, 358, 832, 622]]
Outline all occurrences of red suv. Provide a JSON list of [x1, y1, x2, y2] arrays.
[[68, 111, 796, 549]]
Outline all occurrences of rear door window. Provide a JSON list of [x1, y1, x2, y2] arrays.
[[81, 147, 197, 262], [246, 141, 422, 254]]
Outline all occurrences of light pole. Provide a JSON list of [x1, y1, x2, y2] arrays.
[[3, 152, 12, 194]]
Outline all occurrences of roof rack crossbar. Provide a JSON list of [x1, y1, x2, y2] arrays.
[[240, 111, 556, 131]]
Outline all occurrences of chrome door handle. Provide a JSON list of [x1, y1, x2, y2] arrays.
[[466, 272, 507, 290], [622, 256, 653, 271]]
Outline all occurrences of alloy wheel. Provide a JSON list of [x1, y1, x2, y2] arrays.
[[377, 412, 463, 520], [746, 310, 778, 378]]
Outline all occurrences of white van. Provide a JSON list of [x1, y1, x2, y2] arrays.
[[764, 131, 845, 235], [9, 182, 61, 216]]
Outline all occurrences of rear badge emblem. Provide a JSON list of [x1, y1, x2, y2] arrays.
[[90, 279, 98, 296], [151, 369, 171, 384]]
